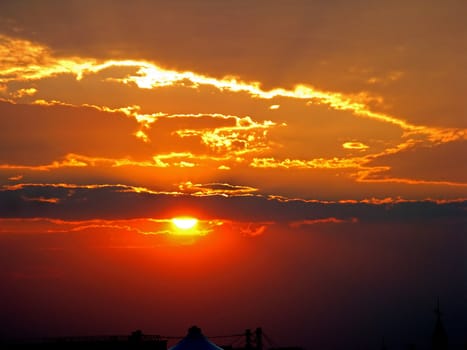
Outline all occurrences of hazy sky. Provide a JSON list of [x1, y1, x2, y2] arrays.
[[0, 1, 466, 349]]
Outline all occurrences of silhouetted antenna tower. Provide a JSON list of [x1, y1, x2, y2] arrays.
[[432, 298, 448, 350]]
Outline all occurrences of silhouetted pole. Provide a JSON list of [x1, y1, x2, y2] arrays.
[[255, 328, 263, 350], [432, 298, 448, 350], [246, 329, 252, 350]]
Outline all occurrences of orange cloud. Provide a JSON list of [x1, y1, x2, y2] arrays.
[[0, 151, 234, 173], [28, 98, 279, 154], [1, 34, 466, 195], [0, 34, 95, 82], [11, 87, 37, 98], [1, 183, 167, 195], [177, 181, 259, 197], [1, 33, 464, 149], [354, 168, 467, 187], [21, 196, 60, 204], [0, 217, 224, 238], [250, 157, 362, 169], [239, 223, 270, 237], [8, 174, 23, 181], [0, 153, 89, 171], [175, 116, 280, 155]]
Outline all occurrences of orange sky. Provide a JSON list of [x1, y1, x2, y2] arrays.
[[0, 3, 466, 200], [0, 1, 466, 349]]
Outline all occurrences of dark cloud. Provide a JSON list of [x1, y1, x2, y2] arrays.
[[1, 184, 465, 224]]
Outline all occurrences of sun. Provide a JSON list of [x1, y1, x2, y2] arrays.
[[172, 217, 198, 230]]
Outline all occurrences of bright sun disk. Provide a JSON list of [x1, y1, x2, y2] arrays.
[[172, 217, 198, 230]]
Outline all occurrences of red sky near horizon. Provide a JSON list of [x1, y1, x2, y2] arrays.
[[0, 1, 466, 349]]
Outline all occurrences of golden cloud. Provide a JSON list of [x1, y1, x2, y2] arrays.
[[1, 33, 464, 148], [175, 116, 279, 155], [250, 157, 363, 169], [1, 33, 466, 194], [342, 141, 369, 150], [177, 181, 259, 197], [11, 87, 37, 98]]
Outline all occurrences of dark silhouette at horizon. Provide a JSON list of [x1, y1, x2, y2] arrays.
[[0, 302, 465, 350]]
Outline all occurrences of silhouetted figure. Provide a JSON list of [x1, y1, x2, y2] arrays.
[[432, 299, 448, 350]]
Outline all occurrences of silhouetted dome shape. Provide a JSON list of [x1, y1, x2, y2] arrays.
[[170, 326, 224, 350]]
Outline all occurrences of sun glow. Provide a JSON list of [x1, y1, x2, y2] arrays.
[[172, 217, 198, 230]]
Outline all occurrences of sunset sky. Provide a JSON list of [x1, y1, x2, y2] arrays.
[[0, 1, 466, 349]]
